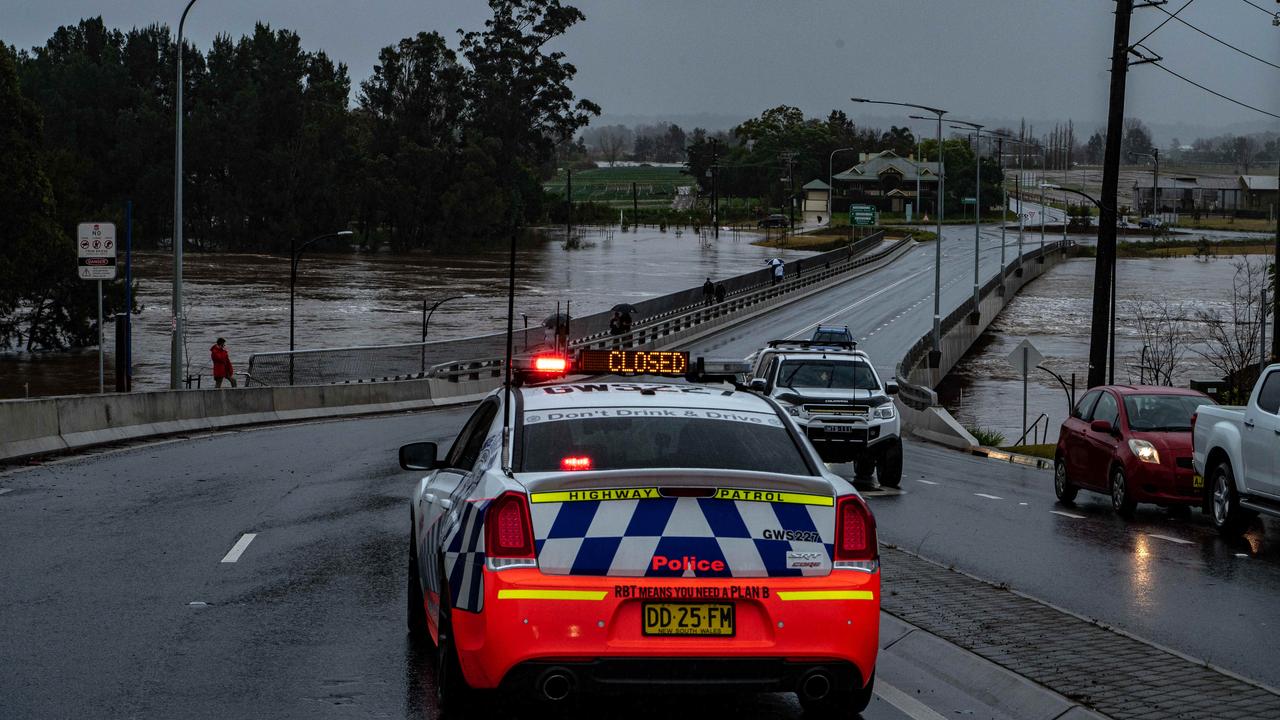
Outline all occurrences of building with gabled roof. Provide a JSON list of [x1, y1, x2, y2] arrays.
[[832, 150, 940, 216]]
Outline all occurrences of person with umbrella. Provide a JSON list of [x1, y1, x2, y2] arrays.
[[610, 303, 636, 336], [767, 257, 785, 285], [543, 311, 570, 352]]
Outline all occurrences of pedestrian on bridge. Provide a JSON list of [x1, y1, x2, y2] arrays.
[[768, 258, 784, 285], [702, 278, 715, 306], [210, 338, 237, 388]]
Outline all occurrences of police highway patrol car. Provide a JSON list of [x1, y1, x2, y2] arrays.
[[403, 349, 880, 716]]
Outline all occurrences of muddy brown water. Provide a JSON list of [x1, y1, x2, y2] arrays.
[[1, 227, 813, 398], [940, 253, 1271, 446]]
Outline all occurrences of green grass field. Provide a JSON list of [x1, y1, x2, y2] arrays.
[[544, 166, 694, 206]]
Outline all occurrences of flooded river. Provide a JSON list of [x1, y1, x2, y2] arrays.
[[1, 226, 811, 398], [940, 252, 1272, 446]]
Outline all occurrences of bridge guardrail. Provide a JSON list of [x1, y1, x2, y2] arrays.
[[248, 231, 891, 386]]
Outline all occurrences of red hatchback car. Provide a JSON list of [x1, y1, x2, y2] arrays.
[[1055, 385, 1213, 516]]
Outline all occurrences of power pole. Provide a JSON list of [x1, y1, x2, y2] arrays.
[[710, 138, 720, 238], [1088, 0, 1135, 389], [1152, 147, 1160, 216], [780, 150, 798, 231], [566, 168, 573, 240], [1273, 150, 1279, 361]]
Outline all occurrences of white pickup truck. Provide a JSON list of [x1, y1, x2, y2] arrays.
[[1192, 363, 1280, 534]]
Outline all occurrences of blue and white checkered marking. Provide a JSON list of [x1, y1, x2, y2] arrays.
[[531, 495, 834, 577]]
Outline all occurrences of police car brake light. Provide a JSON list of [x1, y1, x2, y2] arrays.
[[560, 455, 593, 471], [486, 492, 536, 559], [533, 355, 569, 373], [834, 495, 877, 563]]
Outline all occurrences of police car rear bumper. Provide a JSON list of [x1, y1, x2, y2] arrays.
[[451, 567, 880, 690], [502, 657, 864, 695]]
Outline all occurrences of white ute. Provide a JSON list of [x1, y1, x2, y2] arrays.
[[749, 340, 902, 487], [1193, 363, 1280, 534]]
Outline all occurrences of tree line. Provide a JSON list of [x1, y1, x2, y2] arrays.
[[0, 0, 598, 350]]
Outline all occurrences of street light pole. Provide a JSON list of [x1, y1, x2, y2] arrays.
[[288, 230, 354, 385], [951, 119, 986, 312], [854, 99, 948, 367], [421, 295, 469, 373], [171, 0, 198, 390], [829, 146, 858, 226]]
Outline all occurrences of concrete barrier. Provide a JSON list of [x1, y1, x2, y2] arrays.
[[0, 399, 67, 458], [894, 242, 1073, 449]]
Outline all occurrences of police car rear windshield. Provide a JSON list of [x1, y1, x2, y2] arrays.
[[778, 359, 877, 390], [520, 410, 813, 475]]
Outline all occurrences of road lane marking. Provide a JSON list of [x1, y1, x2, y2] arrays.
[[875, 679, 950, 720], [974, 493, 1003, 500], [220, 533, 257, 563], [1147, 533, 1192, 545], [785, 266, 933, 339], [1051, 510, 1086, 519], [916, 479, 939, 485]]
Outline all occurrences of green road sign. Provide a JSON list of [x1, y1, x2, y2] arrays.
[[961, 197, 977, 205], [849, 204, 877, 226]]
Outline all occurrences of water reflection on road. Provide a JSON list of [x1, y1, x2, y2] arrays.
[[2, 227, 812, 398]]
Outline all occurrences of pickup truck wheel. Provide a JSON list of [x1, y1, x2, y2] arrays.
[[1110, 467, 1136, 518], [1210, 462, 1254, 535], [1054, 457, 1078, 503], [407, 534, 428, 642], [877, 442, 903, 488]]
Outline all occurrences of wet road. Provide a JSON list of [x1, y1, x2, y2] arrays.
[[2, 415, 1039, 720], [5, 226, 1279, 717]]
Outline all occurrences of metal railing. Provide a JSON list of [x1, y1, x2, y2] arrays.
[[248, 231, 896, 386]]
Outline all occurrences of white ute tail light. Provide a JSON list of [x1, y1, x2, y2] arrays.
[[485, 492, 538, 570], [834, 495, 878, 572]]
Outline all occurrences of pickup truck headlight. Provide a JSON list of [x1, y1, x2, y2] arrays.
[[872, 404, 896, 420], [1128, 438, 1160, 464]]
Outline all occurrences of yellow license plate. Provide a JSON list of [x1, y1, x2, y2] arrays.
[[642, 603, 735, 636], [1193, 474, 1204, 489]]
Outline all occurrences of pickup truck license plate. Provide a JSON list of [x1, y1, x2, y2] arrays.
[[824, 425, 855, 433], [642, 603, 734, 636], [1193, 474, 1204, 490]]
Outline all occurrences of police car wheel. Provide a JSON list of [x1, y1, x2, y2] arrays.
[[877, 442, 902, 488], [406, 534, 428, 642], [798, 669, 874, 717], [435, 569, 473, 711]]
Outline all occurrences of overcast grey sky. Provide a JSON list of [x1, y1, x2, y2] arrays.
[[5, 0, 1278, 141]]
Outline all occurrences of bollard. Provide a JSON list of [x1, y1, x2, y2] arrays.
[[114, 313, 131, 392]]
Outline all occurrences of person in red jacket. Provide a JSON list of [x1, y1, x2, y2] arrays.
[[211, 337, 236, 388]]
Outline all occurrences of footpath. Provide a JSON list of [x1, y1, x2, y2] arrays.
[[882, 546, 1280, 720]]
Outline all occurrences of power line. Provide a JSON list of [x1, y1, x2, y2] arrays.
[[1150, 60, 1280, 120], [1155, 3, 1280, 70], [1237, 0, 1274, 16], [1134, 0, 1195, 46]]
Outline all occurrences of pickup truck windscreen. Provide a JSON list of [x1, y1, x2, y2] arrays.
[[778, 360, 877, 390], [520, 412, 813, 475], [1124, 394, 1211, 431]]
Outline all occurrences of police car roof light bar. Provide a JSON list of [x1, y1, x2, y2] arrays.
[[766, 339, 858, 351]]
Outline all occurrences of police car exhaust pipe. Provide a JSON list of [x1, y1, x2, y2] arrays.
[[538, 669, 574, 702], [799, 670, 832, 702]]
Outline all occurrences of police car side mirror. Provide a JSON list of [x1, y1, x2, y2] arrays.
[[748, 378, 768, 392], [884, 381, 899, 396], [400, 442, 443, 471]]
